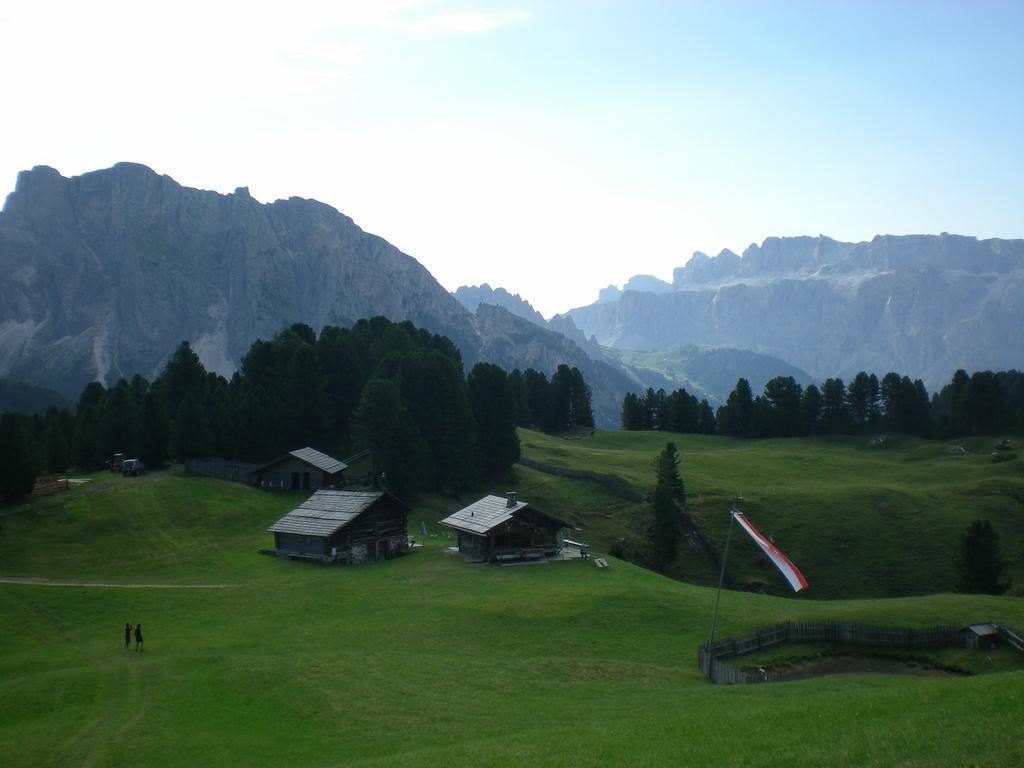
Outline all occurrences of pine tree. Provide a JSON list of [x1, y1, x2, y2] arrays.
[[763, 376, 802, 437], [467, 363, 520, 477], [397, 350, 478, 492], [44, 407, 71, 473], [0, 412, 36, 500], [170, 394, 212, 462], [650, 442, 684, 569], [351, 379, 428, 498], [798, 383, 822, 436], [719, 378, 753, 437], [158, 342, 208, 417], [959, 519, 1011, 594], [139, 392, 170, 467], [621, 393, 645, 430]]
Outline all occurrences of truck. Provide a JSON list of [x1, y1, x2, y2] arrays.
[[121, 458, 145, 477]]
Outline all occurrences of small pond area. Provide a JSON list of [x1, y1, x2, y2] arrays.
[[734, 642, 1024, 681]]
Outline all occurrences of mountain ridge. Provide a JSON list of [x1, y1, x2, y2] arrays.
[[0, 163, 631, 424], [570, 233, 1024, 389]]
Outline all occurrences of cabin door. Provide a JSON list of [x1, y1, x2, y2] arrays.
[[375, 539, 387, 561], [290, 472, 300, 490]]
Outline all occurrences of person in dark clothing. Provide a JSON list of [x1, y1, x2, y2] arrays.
[[134, 623, 144, 652], [124, 622, 132, 650]]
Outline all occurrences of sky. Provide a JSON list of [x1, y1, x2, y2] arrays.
[[1, 0, 1022, 317]]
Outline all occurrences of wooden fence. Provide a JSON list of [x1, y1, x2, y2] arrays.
[[698, 620, 971, 685], [999, 623, 1024, 652], [516, 457, 645, 502], [185, 459, 261, 485]]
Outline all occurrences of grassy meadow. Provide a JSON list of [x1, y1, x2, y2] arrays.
[[1, 434, 1023, 767], [516, 429, 1024, 598]]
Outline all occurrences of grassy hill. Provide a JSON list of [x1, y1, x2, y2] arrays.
[[601, 344, 816, 405], [512, 429, 1024, 599], [1, 468, 1023, 766]]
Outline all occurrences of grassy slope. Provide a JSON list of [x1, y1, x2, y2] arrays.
[[1, 469, 1023, 767], [515, 429, 1024, 598]]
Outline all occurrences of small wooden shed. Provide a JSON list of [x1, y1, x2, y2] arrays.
[[255, 447, 348, 491], [439, 493, 572, 562], [266, 490, 409, 564], [961, 623, 1001, 650]]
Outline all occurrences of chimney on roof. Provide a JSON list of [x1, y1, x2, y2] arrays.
[[506, 492, 518, 508]]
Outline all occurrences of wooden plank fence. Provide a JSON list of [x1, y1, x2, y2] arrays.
[[698, 620, 981, 685], [31, 478, 70, 497], [516, 457, 645, 502], [999, 623, 1024, 652]]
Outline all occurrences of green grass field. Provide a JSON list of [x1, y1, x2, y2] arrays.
[[515, 429, 1024, 598], [1, 461, 1023, 767]]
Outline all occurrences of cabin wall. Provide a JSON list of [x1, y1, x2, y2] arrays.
[[258, 459, 336, 491], [274, 532, 327, 558], [328, 499, 408, 564], [457, 532, 487, 559]]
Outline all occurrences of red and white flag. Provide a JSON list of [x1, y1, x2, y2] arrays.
[[733, 512, 808, 592]]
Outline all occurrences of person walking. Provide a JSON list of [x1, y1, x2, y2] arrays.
[[124, 622, 132, 650], [134, 623, 144, 652]]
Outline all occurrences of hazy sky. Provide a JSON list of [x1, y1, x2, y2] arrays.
[[2, 1, 1022, 317]]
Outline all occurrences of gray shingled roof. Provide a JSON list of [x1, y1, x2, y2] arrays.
[[288, 447, 348, 474], [439, 495, 531, 535], [256, 447, 348, 476], [267, 490, 384, 538]]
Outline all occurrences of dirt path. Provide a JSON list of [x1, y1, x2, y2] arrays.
[[0, 576, 239, 589]]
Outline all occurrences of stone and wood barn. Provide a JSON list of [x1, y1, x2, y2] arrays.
[[255, 447, 347, 491], [439, 493, 572, 562], [267, 489, 409, 564]]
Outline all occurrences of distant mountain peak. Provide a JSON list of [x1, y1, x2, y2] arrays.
[[453, 284, 547, 325], [572, 233, 1024, 391]]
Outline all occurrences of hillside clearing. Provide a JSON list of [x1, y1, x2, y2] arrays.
[[1, 459, 1023, 767]]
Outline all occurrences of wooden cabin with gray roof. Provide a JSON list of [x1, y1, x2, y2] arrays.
[[267, 490, 409, 564], [439, 493, 572, 562], [255, 447, 348, 491]]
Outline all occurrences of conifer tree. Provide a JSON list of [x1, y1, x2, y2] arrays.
[[352, 379, 428, 498], [0, 412, 36, 500], [959, 519, 1011, 594], [139, 391, 170, 467], [170, 393, 212, 461], [651, 442, 684, 569], [467, 363, 520, 477]]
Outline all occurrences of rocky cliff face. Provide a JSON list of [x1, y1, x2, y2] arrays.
[[570, 234, 1024, 390], [453, 283, 547, 326], [455, 283, 603, 357], [0, 163, 631, 426], [0, 163, 483, 396]]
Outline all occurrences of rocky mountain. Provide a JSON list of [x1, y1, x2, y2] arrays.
[[455, 283, 602, 356], [570, 234, 1024, 390], [453, 283, 546, 326], [0, 163, 631, 426]]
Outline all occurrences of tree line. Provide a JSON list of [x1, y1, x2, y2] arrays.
[[623, 369, 1024, 438], [0, 317, 593, 502]]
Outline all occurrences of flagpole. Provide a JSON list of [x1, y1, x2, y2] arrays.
[[708, 502, 738, 645]]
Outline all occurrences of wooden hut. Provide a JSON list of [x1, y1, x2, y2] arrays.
[[266, 490, 409, 564], [255, 447, 348, 491], [439, 493, 572, 562], [961, 623, 1001, 650]]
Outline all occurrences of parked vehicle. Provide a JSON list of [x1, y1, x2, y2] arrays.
[[121, 458, 145, 477]]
